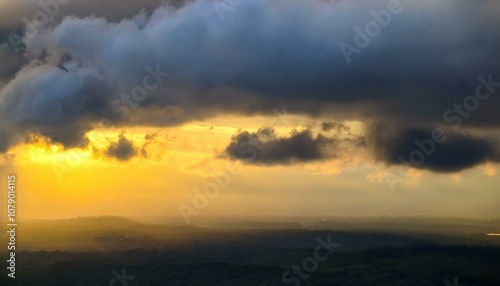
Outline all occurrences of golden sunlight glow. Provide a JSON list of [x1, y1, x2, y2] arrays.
[[1, 115, 498, 220], [10, 117, 366, 174]]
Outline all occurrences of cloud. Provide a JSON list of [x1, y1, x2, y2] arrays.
[[0, 0, 185, 32], [0, 62, 107, 151], [104, 134, 138, 161], [0, 0, 498, 175], [368, 123, 500, 173], [224, 128, 337, 165], [321, 121, 351, 133], [0, 40, 27, 82]]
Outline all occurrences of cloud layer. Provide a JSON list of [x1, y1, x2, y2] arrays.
[[368, 123, 500, 173], [225, 128, 336, 165], [0, 0, 499, 172]]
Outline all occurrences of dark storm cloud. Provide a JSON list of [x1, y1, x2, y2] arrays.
[[368, 123, 500, 173], [105, 134, 138, 161], [0, 131, 16, 153], [0, 0, 499, 173], [0, 62, 109, 151], [0, 31, 28, 82], [0, 42, 27, 82], [17, 0, 500, 126], [225, 128, 335, 165]]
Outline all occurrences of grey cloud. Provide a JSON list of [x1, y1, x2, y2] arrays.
[[0, 0, 499, 167], [225, 128, 336, 165], [0, 42, 27, 82], [105, 134, 138, 161], [368, 122, 500, 173], [0, 62, 108, 150], [0, 129, 17, 153], [0, 0, 188, 32]]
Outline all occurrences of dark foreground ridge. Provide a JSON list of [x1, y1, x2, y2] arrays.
[[1, 216, 499, 285]]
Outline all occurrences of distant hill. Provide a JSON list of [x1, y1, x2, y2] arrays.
[[0, 216, 497, 252]]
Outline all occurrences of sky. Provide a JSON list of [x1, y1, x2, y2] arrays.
[[0, 0, 499, 220]]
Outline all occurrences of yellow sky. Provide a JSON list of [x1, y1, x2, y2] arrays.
[[0, 115, 499, 220]]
